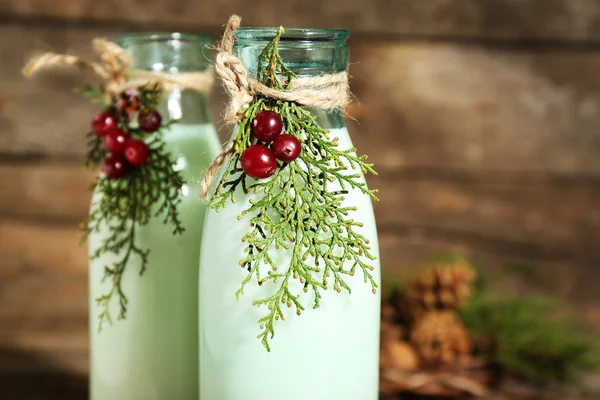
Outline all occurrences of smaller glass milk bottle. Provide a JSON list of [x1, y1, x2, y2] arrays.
[[199, 25, 381, 400], [88, 33, 220, 400]]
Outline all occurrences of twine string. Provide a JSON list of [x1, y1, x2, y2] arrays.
[[199, 15, 351, 200], [23, 38, 214, 94]]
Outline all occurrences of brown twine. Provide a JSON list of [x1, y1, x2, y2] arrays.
[[199, 15, 351, 200], [199, 141, 237, 199], [22, 38, 214, 95], [215, 15, 350, 123]]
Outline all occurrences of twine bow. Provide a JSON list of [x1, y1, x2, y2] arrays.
[[215, 15, 350, 123], [23, 38, 214, 94], [200, 15, 351, 200]]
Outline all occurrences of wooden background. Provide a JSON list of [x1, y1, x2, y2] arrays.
[[1, 0, 600, 398]]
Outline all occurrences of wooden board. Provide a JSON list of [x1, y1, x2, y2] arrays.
[[1, 227, 599, 381], [1, 217, 599, 318], [0, 163, 94, 223], [371, 173, 600, 265], [348, 43, 600, 173], [4, 0, 600, 41], [0, 25, 125, 159], [0, 219, 86, 276], [1, 8, 600, 394], [3, 25, 600, 174], [1, 162, 598, 264]]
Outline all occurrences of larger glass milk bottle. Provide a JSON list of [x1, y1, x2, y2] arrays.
[[199, 28, 381, 400], [88, 33, 220, 400]]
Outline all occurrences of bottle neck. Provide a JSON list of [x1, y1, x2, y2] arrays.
[[157, 90, 212, 125], [118, 33, 213, 125], [234, 28, 349, 129]]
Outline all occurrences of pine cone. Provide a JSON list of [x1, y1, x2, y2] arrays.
[[398, 260, 476, 321], [380, 339, 420, 370], [410, 311, 471, 366]]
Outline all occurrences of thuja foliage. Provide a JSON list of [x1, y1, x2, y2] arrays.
[[81, 84, 185, 331], [211, 27, 379, 351], [459, 282, 599, 383]]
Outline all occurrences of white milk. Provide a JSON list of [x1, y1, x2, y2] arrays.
[[199, 127, 381, 400], [89, 123, 220, 400]]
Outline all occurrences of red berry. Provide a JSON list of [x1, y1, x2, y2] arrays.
[[251, 110, 283, 142], [271, 134, 302, 162], [124, 140, 150, 166], [138, 111, 162, 133], [91, 111, 119, 137], [103, 129, 129, 155], [240, 145, 277, 180], [101, 155, 128, 179]]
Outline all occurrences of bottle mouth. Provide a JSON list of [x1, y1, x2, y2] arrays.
[[234, 28, 349, 46], [118, 32, 212, 47], [117, 32, 213, 73], [234, 28, 349, 76]]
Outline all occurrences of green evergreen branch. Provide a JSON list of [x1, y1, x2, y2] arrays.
[[68, 83, 184, 331], [84, 132, 107, 169], [74, 85, 109, 105], [460, 292, 599, 383], [211, 26, 378, 351], [84, 123, 184, 331], [138, 82, 163, 112]]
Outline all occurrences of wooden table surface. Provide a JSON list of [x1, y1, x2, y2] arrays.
[[1, 345, 598, 400]]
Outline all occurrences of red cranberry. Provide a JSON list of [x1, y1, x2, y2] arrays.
[[101, 155, 128, 179], [240, 145, 277, 180], [91, 111, 119, 137], [251, 110, 283, 142], [124, 140, 150, 166], [103, 129, 129, 155], [138, 111, 162, 133], [271, 134, 302, 162]]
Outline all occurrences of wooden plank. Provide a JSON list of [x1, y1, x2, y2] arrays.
[[0, 24, 127, 159], [0, 232, 597, 367], [0, 163, 94, 223], [1, 211, 598, 308], [0, 369, 87, 400], [0, 229, 597, 388], [0, 162, 600, 255], [0, 332, 88, 373], [1, 162, 598, 265], [378, 234, 600, 334], [347, 42, 600, 173], [0, 220, 86, 276], [4, 24, 600, 173], [4, 0, 600, 42], [0, 274, 87, 332], [369, 173, 600, 265]]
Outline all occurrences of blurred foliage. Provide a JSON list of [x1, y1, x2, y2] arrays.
[[383, 255, 600, 384], [459, 280, 599, 383]]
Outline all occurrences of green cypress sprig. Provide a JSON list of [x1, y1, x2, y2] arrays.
[[211, 26, 379, 351], [84, 130, 107, 168], [81, 85, 185, 331]]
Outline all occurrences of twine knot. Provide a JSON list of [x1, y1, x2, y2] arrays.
[[200, 15, 351, 200], [23, 38, 214, 95], [215, 15, 350, 124]]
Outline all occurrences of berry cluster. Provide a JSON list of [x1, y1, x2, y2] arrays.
[[241, 110, 302, 179], [91, 92, 163, 179], [83, 84, 185, 328]]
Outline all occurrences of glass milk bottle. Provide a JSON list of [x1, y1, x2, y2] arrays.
[[88, 33, 220, 400], [199, 28, 381, 400]]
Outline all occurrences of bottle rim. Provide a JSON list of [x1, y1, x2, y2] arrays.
[[118, 32, 212, 47], [234, 28, 349, 44]]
